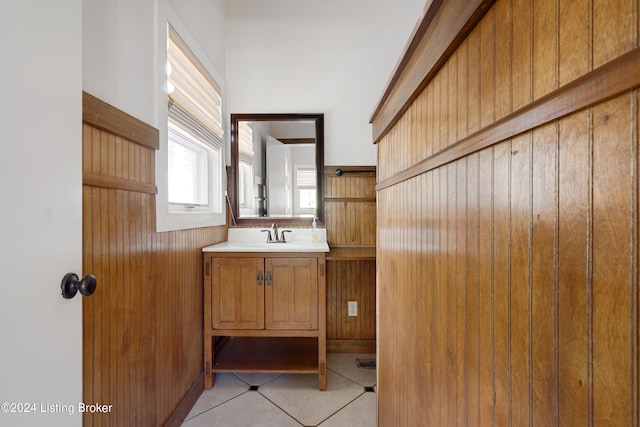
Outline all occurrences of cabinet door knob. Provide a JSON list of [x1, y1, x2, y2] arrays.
[[266, 270, 272, 286], [257, 270, 264, 286]]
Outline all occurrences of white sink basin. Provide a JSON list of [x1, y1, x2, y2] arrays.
[[202, 228, 329, 253]]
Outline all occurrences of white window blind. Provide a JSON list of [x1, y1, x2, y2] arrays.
[[296, 166, 317, 211], [296, 167, 316, 187], [167, 24, 223, 142], [166, 23, 223, 211], [238, 121, 254, 163]]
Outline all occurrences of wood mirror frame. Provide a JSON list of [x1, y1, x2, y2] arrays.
[[229, 113, 325, 227]]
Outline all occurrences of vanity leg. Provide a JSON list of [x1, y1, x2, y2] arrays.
[[318, 336, 327, 391], [204, 334, 214, 388], [317, 255, 327, 391]]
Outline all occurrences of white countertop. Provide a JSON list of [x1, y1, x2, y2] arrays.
[[202, 228, 330, 253]]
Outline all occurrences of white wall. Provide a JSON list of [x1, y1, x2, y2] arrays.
[[83, 0, 226, 129], [167, 0, 226, 74], [83, 0, 157, 126], [225, 0, 426, 166]]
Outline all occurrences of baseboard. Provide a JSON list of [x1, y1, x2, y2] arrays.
[[163, 372, 204, 427], [327, 339, 376, 353]]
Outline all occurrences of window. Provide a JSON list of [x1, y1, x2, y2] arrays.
[[168, 122, 219, 207], [295, 166, 316, 215], [166, 23, 223, 213]]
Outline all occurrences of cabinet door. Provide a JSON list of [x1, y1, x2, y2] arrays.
[[265, 258, 318, 330], [212, 258, 265, 329]]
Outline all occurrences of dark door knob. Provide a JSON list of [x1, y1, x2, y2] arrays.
[[61, 273, 97, 299]]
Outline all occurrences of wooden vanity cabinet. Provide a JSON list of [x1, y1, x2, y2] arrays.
[[203, 252, 326, 390]]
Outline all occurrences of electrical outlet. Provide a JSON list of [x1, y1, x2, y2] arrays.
[[348, 301, 358, 316]]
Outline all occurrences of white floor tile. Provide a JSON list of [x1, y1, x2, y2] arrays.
[[184, 374, 250, 421], [318, 392, 377, 427], [258, 371, 364, 426], [183, 354, 378, 427], [182, 392, 300, 427], [327, 353, 377, 387]]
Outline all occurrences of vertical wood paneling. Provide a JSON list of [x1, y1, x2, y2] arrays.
[[480, 8, 496, 128], [467, 28, 482, 135], [434, 73, 443, 153], [531, 122, 558, 426], [325, 174, 376, 199], [324, 168, 376, 351], [419, 173, 430, 421], [510, 131, 532, 427], [533, 0, 559, 99], [378, 185, 397, 426], [466, 154, 480, 426], [558, 109, 590, 426], [446, 164, 457, 423], [455, 160, 468, 426], [593, 0, 635, 68], [82, 124, 226, 426], [592, 95, 633, 425], [559, 0, 590, 86], [409, 95, 418, 162], [441, 60, 450, 149], [634, 87, 639, 427], [450, 55, 459, 146], [433, 170, 444, 424], [426, 84, 435, 158], [375, 0, 640, 425], [512, 0, 532, 111], [494, 0, 512, 120], [425, 170, 436, 427], [409, 176, 424, 423], [325, 202, 376, 246], [477, 148, 494, 426], [457, 42, 470, 141], [493, 142, 510, 426], [326, 261, 376, 340]]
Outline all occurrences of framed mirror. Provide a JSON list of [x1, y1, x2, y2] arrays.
[[229, 113, 324, 226]]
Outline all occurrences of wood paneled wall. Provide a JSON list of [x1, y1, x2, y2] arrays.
[[82, 93, 226, 426], [375, 0, 639, 425], [325, 167, 376, 247], [326, 260, 376, 348], [324, 167, 377, 352]]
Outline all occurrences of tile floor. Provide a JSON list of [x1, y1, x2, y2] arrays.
[[182, 353, 377, 427]]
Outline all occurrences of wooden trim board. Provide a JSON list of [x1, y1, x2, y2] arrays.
[[377, 46, 640, 191], [83, 91, 159, 150]]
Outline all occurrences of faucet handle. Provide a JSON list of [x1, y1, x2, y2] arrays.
[[261, 229, 273, 243], [280, 230, 292, 243]]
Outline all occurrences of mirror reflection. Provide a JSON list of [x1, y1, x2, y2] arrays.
[[230, 114, 324, 226]]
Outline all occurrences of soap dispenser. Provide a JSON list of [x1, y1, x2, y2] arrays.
[[311, 217, 319, 243]]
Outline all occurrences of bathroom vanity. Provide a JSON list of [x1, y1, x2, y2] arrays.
[[202, 228, 329, 390]]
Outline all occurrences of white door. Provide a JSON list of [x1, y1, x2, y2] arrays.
[[266, 136, 292, 216], [0, 2, 83, 426]]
